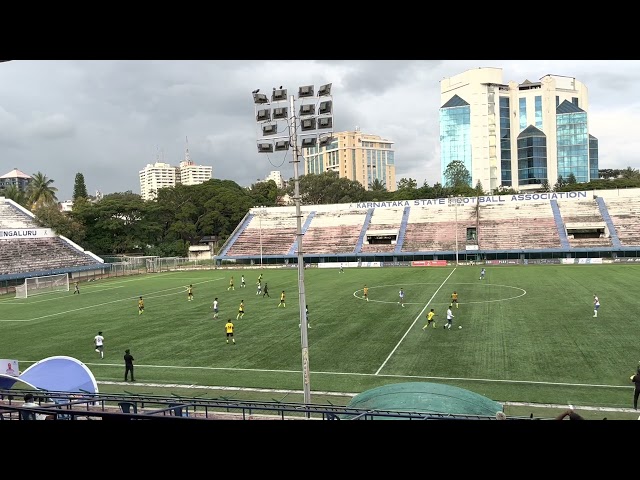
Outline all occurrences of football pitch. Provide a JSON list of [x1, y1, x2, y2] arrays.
[[0, 264, 638, 413]]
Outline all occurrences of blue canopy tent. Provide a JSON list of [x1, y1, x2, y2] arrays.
[[0, 356, 99, 394]]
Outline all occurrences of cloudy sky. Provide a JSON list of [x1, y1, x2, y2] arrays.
[[1, 60, 639, 201]]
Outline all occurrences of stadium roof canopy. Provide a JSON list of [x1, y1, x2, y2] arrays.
[[0, 355, 99, 394]]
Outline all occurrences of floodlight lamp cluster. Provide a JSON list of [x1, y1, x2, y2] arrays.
[[253, 83, 333, 154]]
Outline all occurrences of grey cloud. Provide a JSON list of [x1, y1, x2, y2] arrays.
[[27, 113, 75, 139], [1, 60, 639, 201]]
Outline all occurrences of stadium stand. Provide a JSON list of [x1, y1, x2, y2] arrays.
[[402, 203, 474, 253], [477, 201, 561, 250], [602, 196, 640, 247], [359, 206, 404, 253], [0, 197, 107, 283], [215, 188, 640, 264], [302, 210, 367, 254], [555, 198, 612, 248]]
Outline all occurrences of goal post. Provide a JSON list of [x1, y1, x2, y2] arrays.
[[15, 273, 70, 299]]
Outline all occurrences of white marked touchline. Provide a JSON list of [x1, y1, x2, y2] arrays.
[[375, 268, 457, 375]]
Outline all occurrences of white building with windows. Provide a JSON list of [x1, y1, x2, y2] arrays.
[[264, 170, 285, 189], [139, 162, 178, 201], [440, 67, 597, 192], [139, 139, 213, 200]]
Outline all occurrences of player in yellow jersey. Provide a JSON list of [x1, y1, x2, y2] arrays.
[[138, 296, 144, 315], [363, 285, 369, 302], [451, 291, 458, 308], [236, 300, 245, 320], [225, 320, 236, 344], [422, 308, 437, 330], [278, 290, 286, 307], [228, 276, 235, 291], [187, 284, 194, 301]]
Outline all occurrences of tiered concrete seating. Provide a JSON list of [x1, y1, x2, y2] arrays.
[[360, 207, 404, 253], [556, 199, 611, 248], [303, 211, 367, 254], [0, 237, 100, 276], [402, 203, 474, 252], [0, 203, 38, 228], [225, 212, 301, 256], [478, 201, 561, 250], [603, 197, 640, 247]]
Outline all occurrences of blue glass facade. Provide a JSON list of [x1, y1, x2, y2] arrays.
[[499, 97, 512, 186], [519, 98, 527, 131], [535, 96, 543, 128], [517, 127, 547, 185], [556, 111, 589, 182], [366, 149, 391, 188], [439, 105, 472, 186], [589, 135, 599, 181]]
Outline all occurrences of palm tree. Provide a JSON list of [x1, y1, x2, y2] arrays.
[[370, 179, 386, 192], [27, 171, 58, 209], [2, 184, 29, 207]]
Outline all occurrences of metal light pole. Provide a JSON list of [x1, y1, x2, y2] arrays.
[[455, 196, 459, 265], [289, 94, 311, 407], [252, 83, 332, 410], [259, 207, 263, 267]]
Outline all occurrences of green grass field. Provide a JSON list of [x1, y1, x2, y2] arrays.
[[1, 264, 639, 418]]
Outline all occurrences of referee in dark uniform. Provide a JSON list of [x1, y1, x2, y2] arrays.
[[631, 363, 640, 410]]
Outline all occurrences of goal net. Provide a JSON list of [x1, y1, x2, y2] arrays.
[[15, 273, 70, 299]]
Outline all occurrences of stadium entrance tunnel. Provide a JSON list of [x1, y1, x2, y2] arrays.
[[342, 382, 502, 419]]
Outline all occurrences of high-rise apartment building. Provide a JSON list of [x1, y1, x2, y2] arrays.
[[139, 162, 178, 201], [263, 170, 285, 189], [139, 139, 213, 200], [302, 128, 396, 192], [439, 67, 598, 191]]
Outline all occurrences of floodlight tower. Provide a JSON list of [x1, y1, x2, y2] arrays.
[[252, 83, 334, 408]]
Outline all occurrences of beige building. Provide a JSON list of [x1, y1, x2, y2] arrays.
[[440, 67, 597, 192], [302, 128, 396, 191]]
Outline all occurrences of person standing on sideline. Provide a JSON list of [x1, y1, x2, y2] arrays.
[[241, 275, 246, 288], [363, 285, 369, 302], [398, 288, 405, 307], [422, 309, 437, 330], [94, 331, 104, 358], [278, 290, 286, 307], [631, 363, 640, 410], [124, 349, 135, 382], [444, 306, 454, 329], [212, 297, 219, 318], [138, 296, 144, 315], [225, 319, 236, 344], [479, 268, 486, 280], [228, 276, 235, 291], [236, 300, 245, 320], [73, 281, 80, 294], [187, 284, 194, 301], [256, 280, 262, 295], [451, 291, 459, 308], [593, 294, 600, 318], [263, 282, 270, 298]]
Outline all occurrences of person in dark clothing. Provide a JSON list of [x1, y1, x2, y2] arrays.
[[263, 282, 270, 298], [124, 349, 135, 382], [631, 364, 640, 409]]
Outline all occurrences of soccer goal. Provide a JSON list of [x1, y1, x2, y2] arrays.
[[15, 273, 70, 299]]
